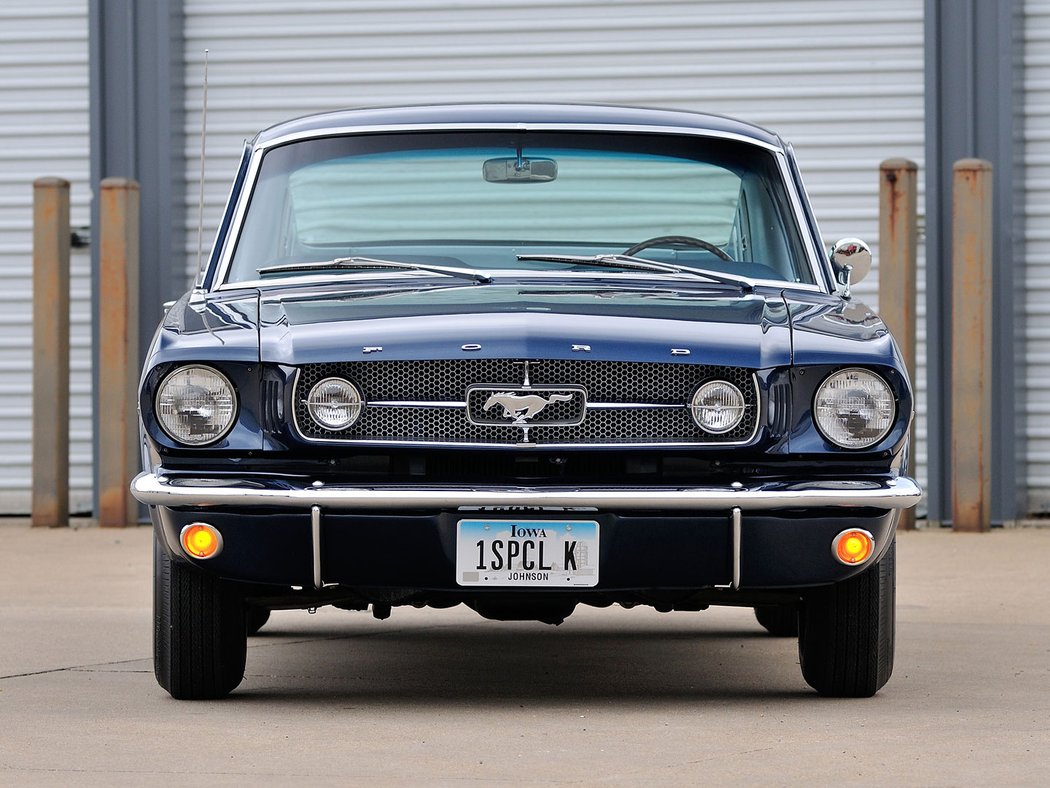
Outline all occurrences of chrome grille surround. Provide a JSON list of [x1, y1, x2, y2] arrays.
[[292, 360, 760, 447]]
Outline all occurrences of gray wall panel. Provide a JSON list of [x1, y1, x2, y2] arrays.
[[0, 3, 92, 513]]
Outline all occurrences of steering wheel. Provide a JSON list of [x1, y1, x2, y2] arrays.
[[623, 235, 733, 262]]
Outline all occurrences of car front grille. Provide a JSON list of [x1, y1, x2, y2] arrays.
[[292, 359, 759, 446]]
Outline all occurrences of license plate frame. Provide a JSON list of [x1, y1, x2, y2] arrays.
[[456, 519, 599, 587]]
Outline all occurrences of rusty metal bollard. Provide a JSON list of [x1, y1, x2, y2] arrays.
[[878, 159, 919, 530], [98, 178, 140, 527], [32, 178, 71, 528], [950, 159, 993, 532]]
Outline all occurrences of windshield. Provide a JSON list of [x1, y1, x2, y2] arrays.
[[226, 131, 814, 286]]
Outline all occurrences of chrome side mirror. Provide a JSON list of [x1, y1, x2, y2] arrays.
[[830, 238, 872, 299]]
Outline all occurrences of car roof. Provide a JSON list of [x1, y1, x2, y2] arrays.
[[252, 103, 785, 149]]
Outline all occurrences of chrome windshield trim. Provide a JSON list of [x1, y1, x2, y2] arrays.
[[132, 472, 922, 512], [215, 270, 826, 294], [212, 123, 829, 293], [257, 122, 786, 154], [772, 150, 828, 289]]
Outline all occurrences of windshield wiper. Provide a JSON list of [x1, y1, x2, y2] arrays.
[[516, 253, 754, 292], [257, 256, 492, 284]]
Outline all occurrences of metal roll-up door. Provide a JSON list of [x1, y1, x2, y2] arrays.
[[183, 0, 927, 493], [0, 3, 92, 514], [1025, 0, 1050, 514]]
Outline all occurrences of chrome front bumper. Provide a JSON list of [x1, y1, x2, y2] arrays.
[[131, 472, 922, 512]]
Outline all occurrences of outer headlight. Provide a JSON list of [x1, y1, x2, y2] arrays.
[[814, 368, 895, 449], [690, 380, 746, 434], [306, 377, 363, 430], [155, 365, 237, 446]]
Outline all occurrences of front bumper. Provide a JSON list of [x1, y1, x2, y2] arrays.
[[133, 472, 920, 594], [132, 472, 920, 512]]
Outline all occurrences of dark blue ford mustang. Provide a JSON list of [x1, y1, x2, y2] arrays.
[[132, 104, 920, 699]]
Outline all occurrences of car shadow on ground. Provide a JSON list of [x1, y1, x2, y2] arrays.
[[230, 614, 812, 704]]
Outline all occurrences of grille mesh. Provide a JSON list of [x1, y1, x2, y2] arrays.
[[293, 360, 758, 445]]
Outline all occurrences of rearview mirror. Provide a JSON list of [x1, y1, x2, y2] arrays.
[[483, 157, 558, 183]]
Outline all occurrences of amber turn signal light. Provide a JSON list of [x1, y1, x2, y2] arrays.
[[832, 529, 874, 565], [180, 523, 223, 559]]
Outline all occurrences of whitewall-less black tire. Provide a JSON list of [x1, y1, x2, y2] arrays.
[[798, 539, 896, 697], [154, 537, 247, 699]]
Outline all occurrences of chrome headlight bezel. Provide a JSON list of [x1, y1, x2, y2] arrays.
[[813, 367, 896, 450], [689, 380, 746, 435], [154, 364, 238, 446], [305, 377, 364, 431]]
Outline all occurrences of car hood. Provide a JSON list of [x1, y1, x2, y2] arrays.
[[254, 287, 794, 368], [150, 286, 898, 372]]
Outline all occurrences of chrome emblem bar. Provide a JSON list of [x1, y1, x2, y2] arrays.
[[466, 384, 587, 431]]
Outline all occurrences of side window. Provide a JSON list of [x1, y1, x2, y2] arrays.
[[738, 173, 804, 282], [729, 187, 751, 262]]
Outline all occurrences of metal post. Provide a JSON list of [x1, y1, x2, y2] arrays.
[[90, 0, 186, 522], [950, 160, 993, 532], [878, 159, 919, 530], [925, 0, 1025, 527], [97, 178, 140, 527], [32, 178, 71, 528]]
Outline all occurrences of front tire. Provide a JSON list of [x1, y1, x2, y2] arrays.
[[154, 537, 247, 699], [798, 539, 895, 697]]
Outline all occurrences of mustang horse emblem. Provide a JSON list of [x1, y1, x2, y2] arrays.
[[483, 392, 573, 424]]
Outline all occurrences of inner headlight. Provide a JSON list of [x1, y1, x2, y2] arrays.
[[155, 365, 237, 446], [814, 368, 895, 449], [690, 380, 746, 434], [306, 377, 363, 430]]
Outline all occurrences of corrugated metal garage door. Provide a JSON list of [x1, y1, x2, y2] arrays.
[[183, 0, 927, 494], [1025, 0, 1050, 514], [0, 3, 92, 514]]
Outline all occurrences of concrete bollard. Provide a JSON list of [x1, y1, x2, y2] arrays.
[[878, 159, 919, 530], [32, 178, 71, 528], [98, 178, 140, 527], [950, 160, 993, 532]]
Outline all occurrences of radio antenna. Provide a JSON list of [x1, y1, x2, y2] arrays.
[[195, 49, 210, 283]]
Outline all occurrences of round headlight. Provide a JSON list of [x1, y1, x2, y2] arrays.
[[306, 377, 363, 430], [814, 368, 895, 449], [155, 365, 237, 446], [690, 380, 746, 434]]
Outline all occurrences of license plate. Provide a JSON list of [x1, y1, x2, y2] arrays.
[[456, 519, 599, 587]]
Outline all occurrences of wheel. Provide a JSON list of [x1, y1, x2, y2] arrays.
[[798, 539, 895, 697], [246, 605, 271, 635], [754, 604, 798, 636], [154, 536, 247, 699], [623, 235, 733, 261]]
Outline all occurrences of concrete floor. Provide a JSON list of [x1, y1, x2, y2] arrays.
[[0, 522, 1047, 786]]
